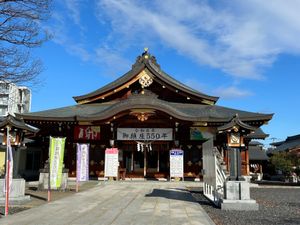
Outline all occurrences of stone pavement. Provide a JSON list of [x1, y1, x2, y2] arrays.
[[0, 181, 215, 225]]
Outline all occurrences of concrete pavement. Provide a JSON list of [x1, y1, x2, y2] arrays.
[[0, 181, 215, 225]]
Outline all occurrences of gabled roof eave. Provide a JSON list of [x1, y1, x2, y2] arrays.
[[72, 51, 219, 104], [73, 64, 145, 103], [145, 61, 219, 103]]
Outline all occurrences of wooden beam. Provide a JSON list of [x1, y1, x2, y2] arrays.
[[78, 70, 150, 104], [144, 150, 147, 177]]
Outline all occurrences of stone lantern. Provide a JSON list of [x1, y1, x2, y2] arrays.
[[0, 114, 39, 203], [217, 114, 259, 210], [218, 114, 256, 181]]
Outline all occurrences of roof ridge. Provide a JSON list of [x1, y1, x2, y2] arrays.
[[73, 50, 219, 104], [286, 134, 300, 141]]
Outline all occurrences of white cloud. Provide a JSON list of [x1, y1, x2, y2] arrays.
[[64, 0, 83, 27], [46, 1, 129, 74], [214, 86, 253, 99], [94, 47, 130, 77], [68, 45, 91, 62], [183, 79, 209, 94], [48, 0, 300, 83], [96, 0, 300, 79], [183, 79, 252, 99], [46, 11, 91, 62]]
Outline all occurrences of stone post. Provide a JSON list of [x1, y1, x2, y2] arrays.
[[228, 148, 244, 181]]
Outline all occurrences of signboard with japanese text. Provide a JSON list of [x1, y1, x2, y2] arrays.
[[3, 132, 20, 146], [76, 143, 89, 182], [227, 133, 244, 147], [117, 128, 173, 141], [74, 126, 100, 140], [49, 137, 66, 188], [170, 149, 184, 178], [104, 148, 119, 177], [190, 127, 205, 140]]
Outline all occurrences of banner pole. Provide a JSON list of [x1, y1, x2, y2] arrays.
[[48, 137, 51, 202], [76, 144, 79, 192], [76, 180, 79, 193], [5, 162, 9, 216], [5, 126, 10, 216]]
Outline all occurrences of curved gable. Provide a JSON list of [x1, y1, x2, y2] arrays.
[[73, 50, 219, 105]]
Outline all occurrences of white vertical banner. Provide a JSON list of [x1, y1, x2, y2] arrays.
[[76, 143, 89, 182], [104, 148, 119, 178], [170, 149, 184, 178]]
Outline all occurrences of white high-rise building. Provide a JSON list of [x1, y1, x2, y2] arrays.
[[0, 81, 31, 116]]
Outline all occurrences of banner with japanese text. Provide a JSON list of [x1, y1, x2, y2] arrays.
[[190, 127, 205, 140], [49, 137, 66, 188], [117, 128, 173, 141], [170, 149, 184, 178], [104, 148, 119, 177], [74, 126, 100, 140], [76, 143, 89, 182]]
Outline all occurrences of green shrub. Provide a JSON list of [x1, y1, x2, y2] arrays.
[[270, 152, 293, 176]]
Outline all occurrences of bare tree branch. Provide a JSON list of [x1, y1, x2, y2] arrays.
[[0, 0, 50, 84]]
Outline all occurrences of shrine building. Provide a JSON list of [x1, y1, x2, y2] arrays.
[[17, 50, 273, 180]]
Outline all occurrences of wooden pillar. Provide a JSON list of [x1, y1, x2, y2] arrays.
[[14, 147, 21, 177], [131, 150, 134, 172], [245, 148, 250, 175], [225, 149, 229, 171], [259, 164, 262, 174], [157, 149, 160, 172], [144, 150, 147, 177]]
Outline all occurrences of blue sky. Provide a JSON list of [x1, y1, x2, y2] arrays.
[[30, 0, 300, 146]]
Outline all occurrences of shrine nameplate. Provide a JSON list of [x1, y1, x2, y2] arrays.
[[117, 128, 173, 141], [74, 126, 100, 140]]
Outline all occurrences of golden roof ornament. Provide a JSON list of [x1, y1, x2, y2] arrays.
[[144, 47, 149, 59], [138, 69, 153, 88]]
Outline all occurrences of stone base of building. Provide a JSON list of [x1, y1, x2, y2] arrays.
[[0, 178, 30, 204], [221, 180, 258, 211], [0, 195, 31, 204], [38, 172, 68, 190], [220, 199, 259, 210]]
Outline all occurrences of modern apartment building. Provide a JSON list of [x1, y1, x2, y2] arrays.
[[0, 81, 31, 116]]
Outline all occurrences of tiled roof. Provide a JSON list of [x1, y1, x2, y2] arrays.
[[268, 134, 300, 153], [249, 146, 269, 161], [249, 140, 264, 146], [0, 114, 39, 133], [245, 128, 269, 140], [18, 94, 273, 123], [217, 114, 257, 132], [73, 51, 219, 104]]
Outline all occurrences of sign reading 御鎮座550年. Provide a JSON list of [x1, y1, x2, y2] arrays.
[[117, 128, 173, 141]]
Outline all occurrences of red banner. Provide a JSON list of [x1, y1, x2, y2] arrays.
[[74, 126, 100, 140]]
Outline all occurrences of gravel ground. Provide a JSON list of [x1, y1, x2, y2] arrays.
[[189, 187, 300, 225]]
